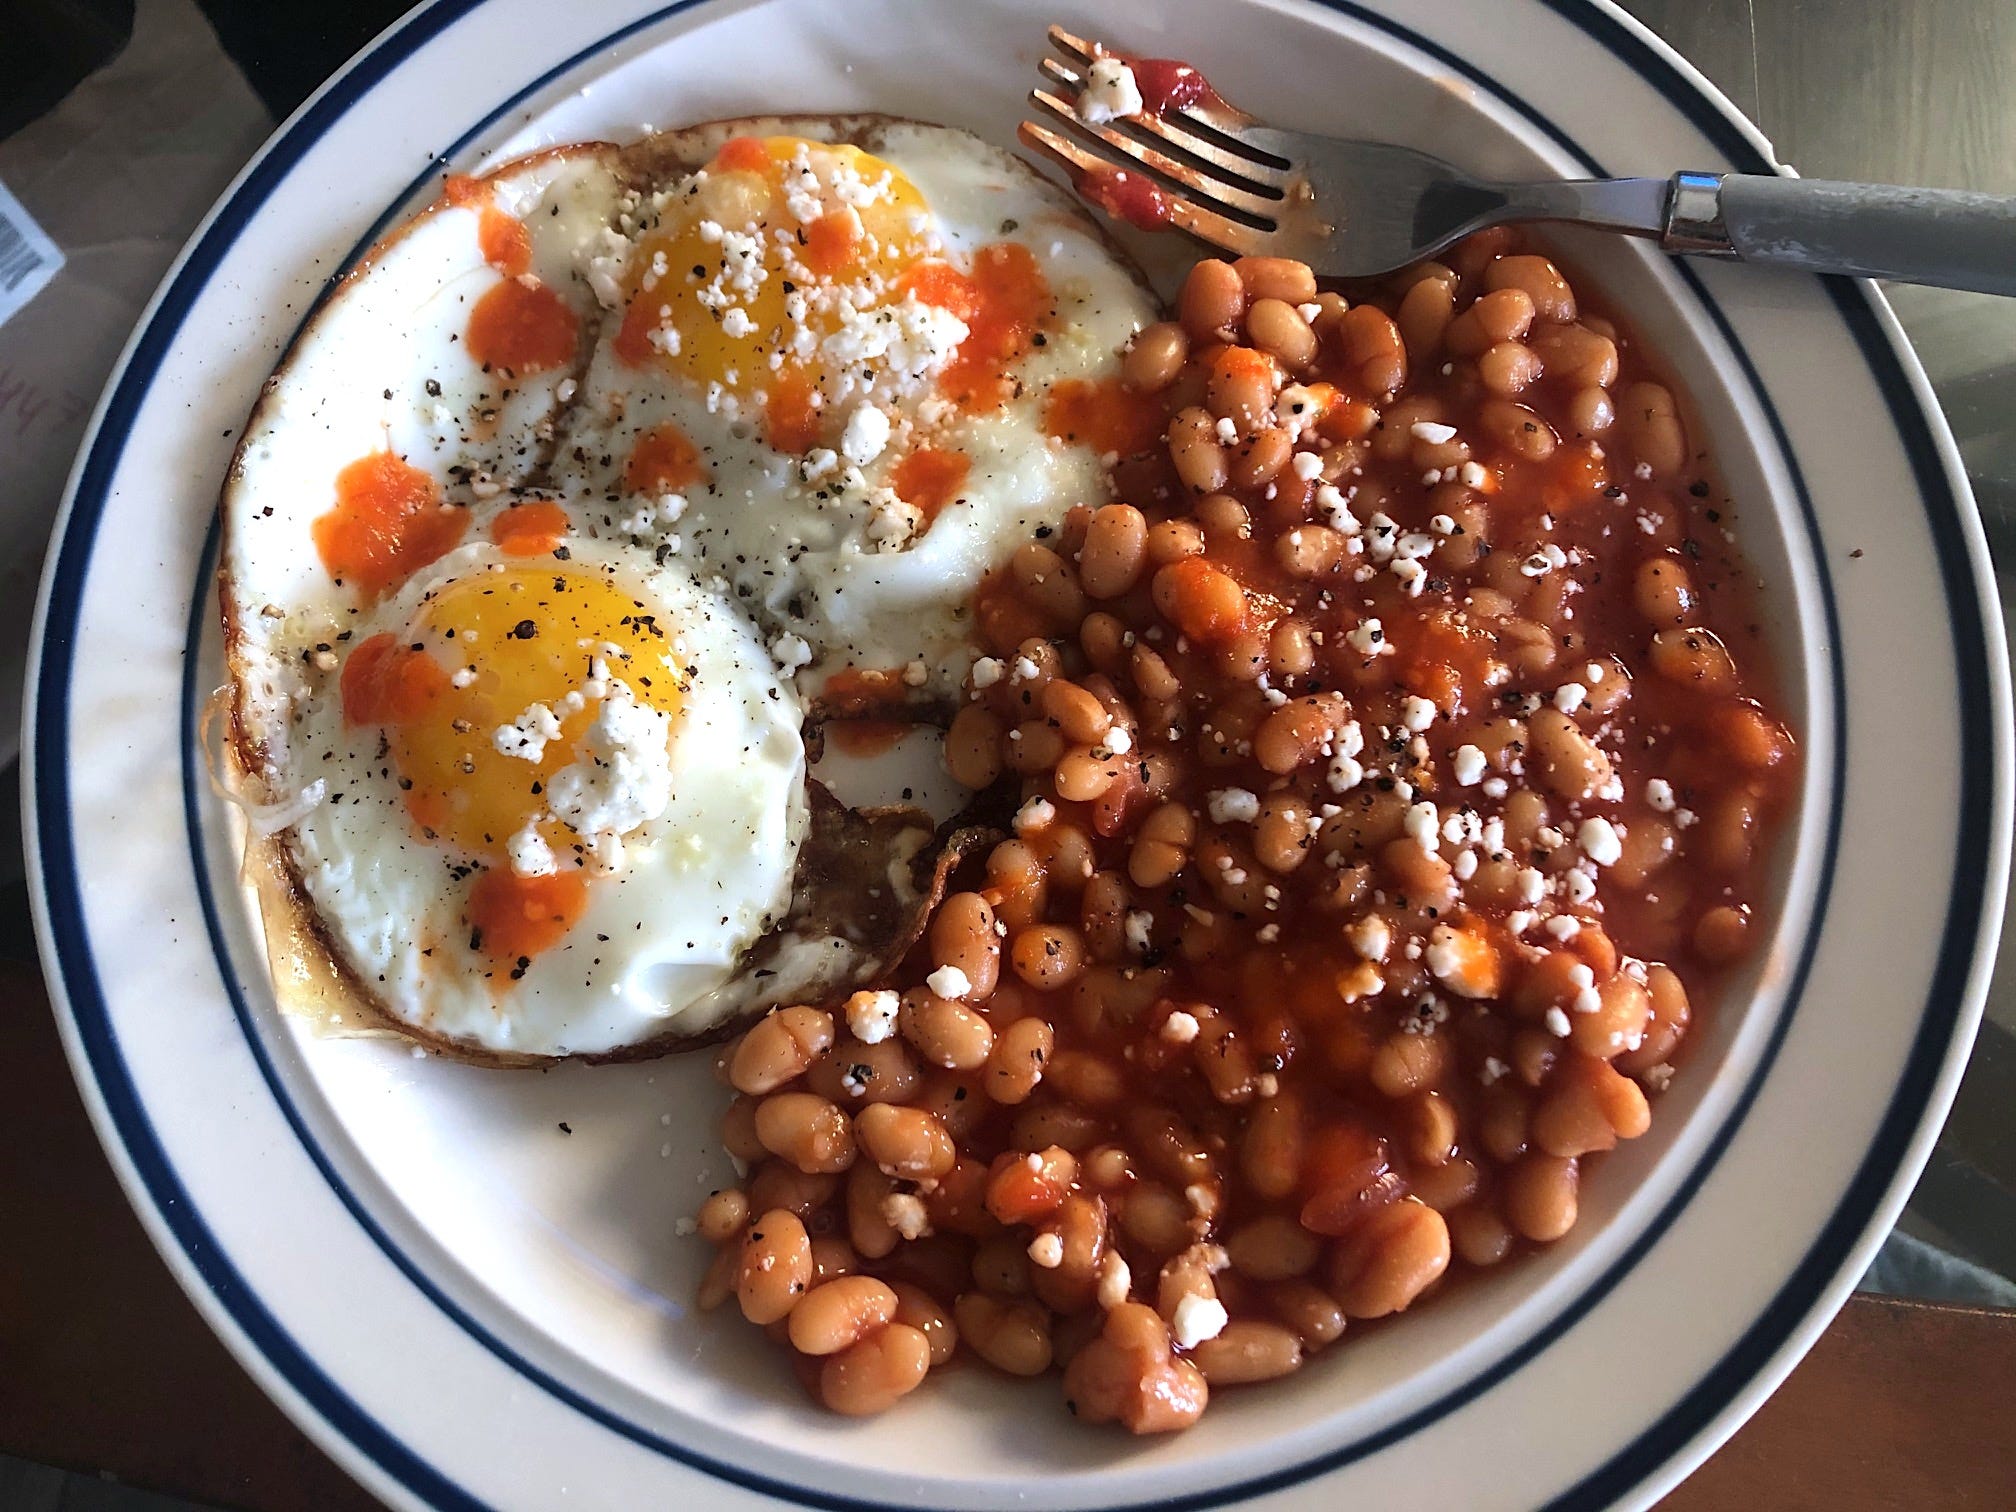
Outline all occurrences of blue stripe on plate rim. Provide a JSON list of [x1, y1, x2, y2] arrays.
[[25, 0, 1995, 1508]]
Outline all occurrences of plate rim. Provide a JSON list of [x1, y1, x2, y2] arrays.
[[23, 1, 2010, 1509]]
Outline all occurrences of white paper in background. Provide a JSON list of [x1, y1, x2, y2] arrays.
[[0, 0, 273, 771]]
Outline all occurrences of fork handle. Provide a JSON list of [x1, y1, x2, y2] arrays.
[[1665, 171, 2016, 296]]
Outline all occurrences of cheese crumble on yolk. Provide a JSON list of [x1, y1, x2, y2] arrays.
[[611, 135, 1051, 453], [338, 564, 688, 964]]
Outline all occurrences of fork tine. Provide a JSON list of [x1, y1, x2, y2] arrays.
[[1044, 23, 1098, 64], [1028, 88, 1282, 221], [1035, 59, 1290, 194], [1016, 120, 1270, 259]]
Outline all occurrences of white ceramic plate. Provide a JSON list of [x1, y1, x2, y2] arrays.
[[26, 1, 2010, 1507]]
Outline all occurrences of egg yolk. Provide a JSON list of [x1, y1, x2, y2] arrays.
[[609, 135, 1052, 453], [613, 137, 933, 413], [341, 563, 686, 876]]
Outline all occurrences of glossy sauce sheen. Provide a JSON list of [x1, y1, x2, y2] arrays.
[[698, 229, 1797, 1429]]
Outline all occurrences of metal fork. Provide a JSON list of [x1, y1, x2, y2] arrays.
[[1021, 25, 2016, 296]]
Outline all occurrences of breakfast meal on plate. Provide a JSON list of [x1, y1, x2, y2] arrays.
[[220, 84, 1795, 1430]]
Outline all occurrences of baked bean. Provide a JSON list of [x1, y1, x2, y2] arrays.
[[696, 1188, 749, 1245], [1616, 962, 1692, 1073], [756, 1092, 856, 1175], [1701, 785, 1764, 872], [1503, 1153, 1580, 1241], [1406, 1091, 1460, 1167], [984, 1016, 1055, 1105], [1153, 558, 1248, 643], [1180, 259, 1245, 339], [1328, 1199, 1450, 1318], [696, 1242, 740, 1311], [736, 1209, 814, 1325], [1269, 618, 1316, 677], [1649, 627, 1738, 689], [1409, 1154, 1481, 1212], [1008, 1099, 1107, 1153], [1121, 1182, 1195, 1256], [1079, 505, 1149, 599], [1478, 340, 1542, 396], [747, 1162, 838, 1221], [1478, 1081, 1532, 1163], [1397, 274, 1456, 358], [888, 1282, 959, 1367], [807, 1034, 919, 1109], [1334, 303, 1407, 398], [1565, 384, 1616, 435], [1634, 555, 1695, 624], [856, 1104, 956, 1180], [1247, 297, 1318, 369], [1034, 820, 1097, 894], [1450, 1204, 1516, 1267], [730, 1005, 835, 1096], [1010, 543, 1086, 627], [930, 892, 1000, 1002], [1528, 707, 1615, 800], [1004, 718, 1066, 775], [955, 1292, 1054, 1376], [1619, 381, 1687, 476], [1369, 1030, 1449, 1098], [1230, 256, 1315, 306], [1571, 973, 1653, 1061], [945, 702, 1004, 788], [1169, 406, 1229, 493], [790, 1275, 898, 1355], [916, 1072, 989, 1143], [1695, 904, 1751, 962], [1080, 611, 1129, 674], [1226, 1213, 1321, 1280], [1530, 322, 1619, 388], [1125, 321, 1189, 392], [1485, 254, 1577, 322], [1253, 793, 1316, 873], [1229, 425, 1294, 489], [900, 989, 995, 1071], [1446, 286, 1536, 355], [1191, 1321, 1305, 1384], [721, 1096, 767, 1163], [819, 1323, 932, 1416], [972, 1234, 1034, 1295], [845, 1162, 900, 1259], [1268, 1280, 1348, 1349], [1274, 521, 1342, 578], [1255, 692, 1346, 773], [1045, 1048, 1127, 1107], [1479, 399, 1558, 460], [1009, 923, 1088, 991]]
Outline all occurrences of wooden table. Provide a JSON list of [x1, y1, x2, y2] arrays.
[[2, 959, 2011, 1510]]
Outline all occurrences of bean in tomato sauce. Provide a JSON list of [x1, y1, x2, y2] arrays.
[[693, 226, 1795, 1428]]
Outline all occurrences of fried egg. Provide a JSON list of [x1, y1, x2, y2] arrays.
[[220, 117, 1156, 1061], [555, 118, 1160, 696]]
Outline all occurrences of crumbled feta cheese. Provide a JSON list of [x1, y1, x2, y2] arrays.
[[1171, 1293, 1230, 1348], [1028, 1233, 1065, 1269], [846, 989, 899, 1045], [1553, 682, 1587, 713], [882, 1193, 931, 1240], [970, 656, 1004, 690], [770, 633, 813, 673], [1545, 1006, 1573, 1038], [1402, 696, 1437, 732], [506, 821, 556, 878], [1103, 725, 1133, 755], [494, 700, 567, 762], [543, 680, 673, 847], [1405, 801, 1441, 853], [839, 403, 892, 466], [1096, 1251, 1132, 1310], [1645, 778, 1676, 812], [1161, 1009, 1200, 1044], [1459, 460, 1488, 489], [1292, 449, 1324, 481], [1124, 910, 1155, 956], [1347, 617, 1393, 658], [1207, 788, 1261, 824], [926, 964, 972, 1000], [1579, 817, 1623, 868], [1014, 796, 1058, 834], [1410, 420, 1458, 445], [1076, 57, 1145, 124], [1453, 744, 1487, 786]]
